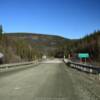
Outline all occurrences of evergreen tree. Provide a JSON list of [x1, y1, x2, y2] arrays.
[[0, 25, 3, 35]]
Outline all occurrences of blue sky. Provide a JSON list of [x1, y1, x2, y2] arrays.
[[0, 0, 100, 39]]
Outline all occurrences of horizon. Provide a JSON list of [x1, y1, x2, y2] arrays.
[[0, 0, 100, 39], [3, 30, 99, 39]]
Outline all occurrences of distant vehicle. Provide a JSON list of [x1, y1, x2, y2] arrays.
[[42, 55, 47, 59], [0, 52, 4, 64]]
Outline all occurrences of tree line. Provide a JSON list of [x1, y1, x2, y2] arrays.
[[58, 31, 100, 63], [0, 25, 43, 63]]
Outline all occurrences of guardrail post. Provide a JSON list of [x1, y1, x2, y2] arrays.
[[89, 69, 93, 73], [98, 73, 100, 81]]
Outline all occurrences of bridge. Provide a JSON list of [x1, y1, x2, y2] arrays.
[[0, 59, 100, 100]]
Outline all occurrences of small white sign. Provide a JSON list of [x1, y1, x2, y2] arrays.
[[0, 52, 4, 58]]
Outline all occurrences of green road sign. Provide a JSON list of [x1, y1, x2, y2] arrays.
[[78, 53, 89, 58]]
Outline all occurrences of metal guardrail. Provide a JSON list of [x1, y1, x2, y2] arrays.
[[64, 59, 100, 74], [0, 60, 40, 69], [64, 59, 100, 100]]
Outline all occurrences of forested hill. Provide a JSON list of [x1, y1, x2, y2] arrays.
[[65, 31, 100, 64], [0, 30, 100, 65], [0, 32, 68, 63]]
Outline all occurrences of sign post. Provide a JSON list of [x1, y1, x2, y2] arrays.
[[78, 53, 89, 63], [68, 54, 70, 59]]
